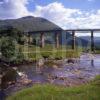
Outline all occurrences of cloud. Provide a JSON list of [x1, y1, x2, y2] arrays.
[[33, 2, 100, 30], [0, 1, 100, 31], [0, 0, 32, 19]]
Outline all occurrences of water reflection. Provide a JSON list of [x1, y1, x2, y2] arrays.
[[80, 54, 100, 68], [0, 90, 6, 100], [91, 60, 94, 67]]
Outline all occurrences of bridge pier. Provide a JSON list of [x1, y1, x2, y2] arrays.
[[28, 34, 33, 44], [91, 31, 94, 52], [72, 31, 75, 50], [55, 32, 60, 48], [40, 33, 45, 48]]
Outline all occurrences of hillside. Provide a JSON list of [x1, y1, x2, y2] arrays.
[[79, 36, 100, 42], [0, 16, 62, 32], [79, 36, 100, 48]]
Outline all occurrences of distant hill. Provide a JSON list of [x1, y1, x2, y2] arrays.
[[60, 32, 88, 47], [79, 36, 100, 42], [79, 36, 100, 49], [79, 36, 100, 44], [0, 16, 62, 32]]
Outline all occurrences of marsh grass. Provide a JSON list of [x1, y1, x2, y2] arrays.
[[21, 44, 81, 61]]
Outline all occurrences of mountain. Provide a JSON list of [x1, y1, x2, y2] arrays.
[[59, 32, 88, 47], [79, 36, 100, 42], [79, 36, 100, 49], [0, 16, 62, 32]]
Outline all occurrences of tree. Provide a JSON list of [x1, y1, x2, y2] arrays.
[[0, 26, 24, 44], [0, 37, 17, 63]]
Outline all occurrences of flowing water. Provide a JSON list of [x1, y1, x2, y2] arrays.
[[17, 54, 100, 84]]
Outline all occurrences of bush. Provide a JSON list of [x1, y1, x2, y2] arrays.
[[54, 51, 63, 60], [12, 47, 24, 64], [0, 37, 17, 62], [1, 68, 17, 89], [41, 51, 52, 59], [28, 52, 42, 61], [66, 50, 80, 58]]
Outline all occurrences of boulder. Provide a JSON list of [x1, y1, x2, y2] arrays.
[[67, 59, 75, 64], [18, 79, 32, 85], [52, 65, 58, 69]]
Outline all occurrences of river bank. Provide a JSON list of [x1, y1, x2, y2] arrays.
[[7, 75, 100, 100]]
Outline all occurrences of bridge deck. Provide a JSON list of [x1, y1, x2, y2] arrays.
[[65, 29, 100, 33]]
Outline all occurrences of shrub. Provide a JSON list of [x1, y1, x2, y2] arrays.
[[0, 37, 17, 62], [41, 51, 52, 59]]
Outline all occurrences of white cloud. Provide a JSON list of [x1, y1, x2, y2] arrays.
[[0, 0, 32, 19], [0, 1, 100, 35], [33, 2, 100, 30]]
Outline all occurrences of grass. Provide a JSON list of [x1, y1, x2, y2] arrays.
[[7, 75, 100, 100], [19, 44, 81, 61], [95, 50, 100, 54]]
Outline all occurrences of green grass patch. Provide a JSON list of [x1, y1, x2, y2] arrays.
[[24, 50, 80, 61], [18, 44, 81, 61], [3, 44, 81, 64], [95, 50, 100, 54], [7, 75, 100, 100]]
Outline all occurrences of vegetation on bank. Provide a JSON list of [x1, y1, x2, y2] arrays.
[[7, 75, 100, 100], [23, 44, 81, 61], [0, 35, 81, 65], [95, 50, 100, 54], [95, 45, 100, 53]]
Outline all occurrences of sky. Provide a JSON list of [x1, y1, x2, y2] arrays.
[[0, 0, 100, 36]]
